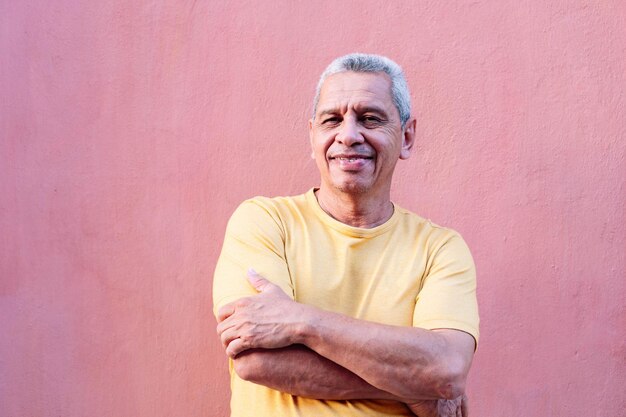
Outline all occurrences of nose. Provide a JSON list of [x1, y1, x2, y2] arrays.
[[336, 117, 364, 146]]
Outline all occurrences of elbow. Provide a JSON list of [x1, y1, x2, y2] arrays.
[[436, 375, 465, 400], [431, 360, 467, 400], [404, 361, 466, 401]]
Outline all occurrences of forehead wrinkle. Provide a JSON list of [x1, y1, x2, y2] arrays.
[[314, 72, 399, 121], [316, 97, 391, 118]]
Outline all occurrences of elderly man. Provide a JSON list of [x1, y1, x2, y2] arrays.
[[213, 53, 479, 417]]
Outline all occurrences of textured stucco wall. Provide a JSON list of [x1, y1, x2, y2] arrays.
[[1, 1, 625, 416]]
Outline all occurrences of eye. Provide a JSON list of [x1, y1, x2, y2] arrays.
[[321, 117, 341, 125], [361, 115, 383, 126]]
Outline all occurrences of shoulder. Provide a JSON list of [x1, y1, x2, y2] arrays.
[[232, 192, 307, 218], [392, 205, 473, 267], [236, 193, 303, 213], [394, 205, 464, 243], [228, 191, 309, 232]]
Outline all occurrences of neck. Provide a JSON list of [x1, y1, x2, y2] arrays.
[[314, 186, 394, 228]]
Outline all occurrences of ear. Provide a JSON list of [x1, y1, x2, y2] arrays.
[[308, 118, 315, 159], [399, 117, 416, 160]]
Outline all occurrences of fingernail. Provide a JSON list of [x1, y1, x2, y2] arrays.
[[248, 267, 257, 275]]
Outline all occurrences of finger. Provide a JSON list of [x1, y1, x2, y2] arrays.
[[441, 399, 458, 417], [247, 268, 273, 292], [217, 303, 235, 322], [216, 314, 238, 337], [461, 395, 469, 417], [436, 400, 448, 417], [219, 326, 241, 349], [226, 337, 248, 358]]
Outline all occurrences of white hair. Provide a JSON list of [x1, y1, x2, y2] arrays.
[[312, 53, 411, 128]]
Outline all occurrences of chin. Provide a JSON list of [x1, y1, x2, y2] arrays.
[[333, 181, 372, 195]]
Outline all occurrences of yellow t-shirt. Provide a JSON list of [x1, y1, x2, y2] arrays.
[[213, 188, 479, 417]]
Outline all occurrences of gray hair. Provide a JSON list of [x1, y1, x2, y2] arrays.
[[312, 53, 411, 128]]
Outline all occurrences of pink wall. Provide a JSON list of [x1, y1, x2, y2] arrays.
[[2, 1, 625, 416]]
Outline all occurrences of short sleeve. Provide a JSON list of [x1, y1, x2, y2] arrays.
[[212, 199, 295, 317], [412, 234, 480, 344]]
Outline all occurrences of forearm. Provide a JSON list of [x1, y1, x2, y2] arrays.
[[234, 344, 468, 417], [233, 344, 403, 401], [217, 273, 474, 403], [296, 305, 473, 401]]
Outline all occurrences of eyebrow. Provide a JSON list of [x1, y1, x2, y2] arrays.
[[317, 109, 339, 118], [316, 105, 389, 118], [356, 105, 388, 116]]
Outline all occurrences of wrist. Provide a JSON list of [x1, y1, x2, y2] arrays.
[[292, 303, 320, 346]]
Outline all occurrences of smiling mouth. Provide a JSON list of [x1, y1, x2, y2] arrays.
[[330, 156, 373, 161], [328, 155, 374, 172]]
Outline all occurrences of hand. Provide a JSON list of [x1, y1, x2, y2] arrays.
[[406, 394, 468, 417], [216, 269, 304, 358]]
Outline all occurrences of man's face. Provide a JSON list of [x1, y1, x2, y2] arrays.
[[309, 71, 415, 196]]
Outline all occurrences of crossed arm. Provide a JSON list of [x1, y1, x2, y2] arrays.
[[216, 269, 474, 415]]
